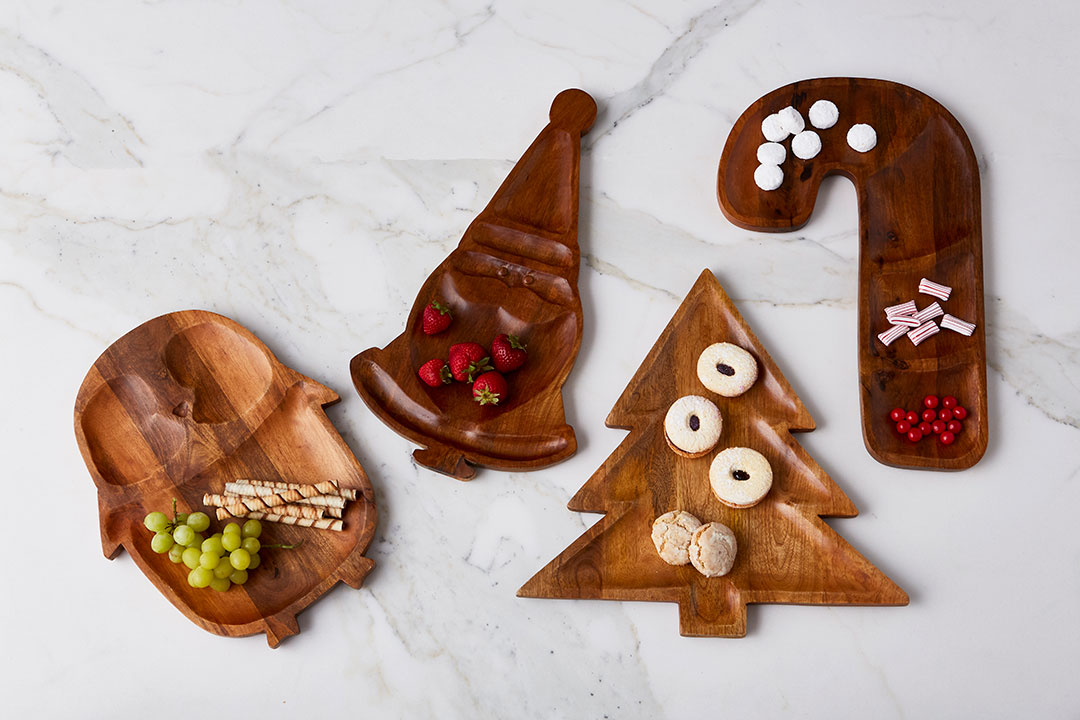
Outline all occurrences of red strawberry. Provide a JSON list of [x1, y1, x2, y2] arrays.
[[490, 333, 527, 372], [472, 371, 508, 406], [448, 342, 492, 382], [418, 358, 452, 387], [421, 300, 453, 335]]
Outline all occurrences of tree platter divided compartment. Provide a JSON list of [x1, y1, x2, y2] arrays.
[[520, 271, 907, 637], [718, 78, 987, 471]]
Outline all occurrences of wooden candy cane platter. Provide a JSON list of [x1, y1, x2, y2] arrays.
[[74, 310, 377, 647], [520, 271, 907, 637], [718, 78, 988, 470], [351, 89, 596, 481]]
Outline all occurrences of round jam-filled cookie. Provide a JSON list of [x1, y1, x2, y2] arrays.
[[709, 447, 773, 509], [651, 510, 702, 566], [664, 395, 723, 458], [696, 343, 758, 397], [689, 522, 737, 578]]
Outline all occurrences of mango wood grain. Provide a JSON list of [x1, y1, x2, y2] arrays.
[[74, 310, 377, 647], [520, 270, 907, 637], [718, 78, 987, 470], [351, 89, 596, 480]]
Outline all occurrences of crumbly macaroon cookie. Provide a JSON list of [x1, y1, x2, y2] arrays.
[[709, 447, 773, 509], [777, 106, 805, 135], [761, 113, 788, 142], [696, 342, 758, 397], [664, 395, 723, 457], [847, 123, 877, 152], [808, 99, 839, 129], [791, 130, 822, 160], [754, 164, 783, 191], [651, 510, 702, 566], [757, 141, 786, 165], [688, 522, 737, 577]]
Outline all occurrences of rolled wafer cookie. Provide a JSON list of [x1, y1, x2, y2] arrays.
[[216, 508, 344, 532], [225, 481, 303, 505], [203, 493, 325, 520], [243, 478, 358, 501]]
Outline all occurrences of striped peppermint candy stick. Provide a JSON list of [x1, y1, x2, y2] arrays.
[[940, 314, 976, 336], [888, 315, 922, 327], [918, 278, 952, 301], [884, 300, 917, 318], [907, 320, 940, 346], [877, 324, 908, 347], [913, 302, 944, 323]]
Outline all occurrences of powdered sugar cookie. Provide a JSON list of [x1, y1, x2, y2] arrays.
[[651, 510, 702, 566], [791, 130, 821, 160], [696, 342, 758, 397], [688, 522, 737, 577], [761, 113, 788, 142], [709, 447, 773, 509], [757, 141, 786, 165], [808, 99, 838, 129], [847, 123, 877, 152], [754, 164, 783, 191], [664, 395, 722, 458], [777, 106, 805, 135]]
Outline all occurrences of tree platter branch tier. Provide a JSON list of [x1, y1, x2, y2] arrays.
[[351, 89, 597, 481], [519, 270, 907, 637]]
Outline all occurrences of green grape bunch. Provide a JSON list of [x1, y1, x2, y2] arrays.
[[142, 500, 295, 593]]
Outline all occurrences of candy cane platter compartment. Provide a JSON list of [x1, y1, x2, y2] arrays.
[[718, 78, 988, 471], [74, 311, 377, 646]]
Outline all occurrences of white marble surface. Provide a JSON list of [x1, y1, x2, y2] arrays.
[[3, 1, 1079, 717]]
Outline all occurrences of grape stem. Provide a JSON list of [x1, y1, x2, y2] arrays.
[[262, 541, 303, 550]]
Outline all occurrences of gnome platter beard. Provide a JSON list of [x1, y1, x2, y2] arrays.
[[351, 89, 596, 480], [74, 310, 376, 646]]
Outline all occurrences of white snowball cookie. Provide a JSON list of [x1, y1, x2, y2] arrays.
[[791, 130, 822, 160], [689, 522, 738, 578], [696, 342, 758, 397], [754, 164, 783, 191], [664, 395, 723, 457], [709, 447, 774, 509], [756, 142, 786, 165], [808, 99, 839, 129], [777, 106, 805, 135], [651, 510, 703, 566], [847, 123, 877, 152], [761, 113, 788, 142]]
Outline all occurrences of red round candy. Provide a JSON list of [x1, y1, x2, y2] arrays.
[[952, 406, 967, 420], [947, 420, 962, 434], [939, 431, 955, 445], [907, 429, 923, 442], [905, 411, 920, 425], [942, 395, 957, 409], [890, 407, 906, 422], [938, 408, 953, 422], [922, 409, 936, 422], [931, 420, 946, 434], [923, 395, 939, 409], [918, 421, 933, 435], [896, 421, 911, 434]]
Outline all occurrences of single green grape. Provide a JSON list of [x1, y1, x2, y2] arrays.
[[144, 511, 170, 533], [186, 511, 210, 533], [168, 544, 185, 564], [191, 566, 213, 588], [241, 537, 260, 554], [241, 519, 262, 539], [246, 553, 260, 570], [181, 547, 202, 570], [188, 532, 205, 548], [172, 524, 195, 547], [150, 532, 174, 554], [221, 533, 241, 552], [212, 561, 234, 579], [201, 536, 224, 555], [187, 569, 199, 587], [229, 548, 251, 570], [228, 569, 248, 585], [199, 551, 221, 570], [210, 532, 222, 541], [223, 522, 241, 535], [176, 513, 189, 525], [209, 577, 231, 592]]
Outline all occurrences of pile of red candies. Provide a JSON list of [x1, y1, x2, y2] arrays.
[[889, 395, 968, 445]]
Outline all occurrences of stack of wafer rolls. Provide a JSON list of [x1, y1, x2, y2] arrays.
[[202, 478, 356, 532]]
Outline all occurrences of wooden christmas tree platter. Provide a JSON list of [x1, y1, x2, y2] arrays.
[[351, 89, 597, 481], [74, 310, 377, 647], [718, 78, 987, 470], [520, 270, 907, 637]]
